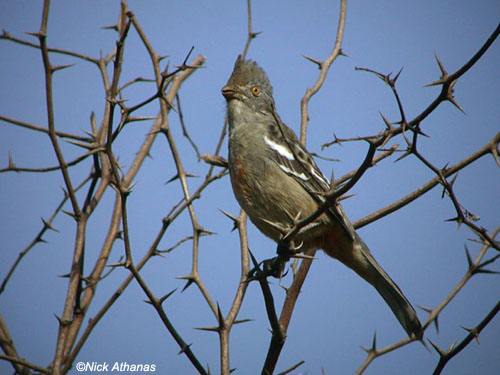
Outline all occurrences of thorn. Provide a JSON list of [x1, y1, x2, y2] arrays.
[[434, 53, 448, 76], [165, 172, 198, 184], [461, 326, 480, 344], [35, 236, 47, 243], [476, 253, 500, 274], [424, 78, 446, 87], [8, 151, 17, 170], [440, 161, 450, 173], [176, 275, 195, 292], [218, 209, 239, 231], [302, 54, 322, 69], [424, 53, 451, 87], [181, 278, 194, 292], [233, 318, 253, 325], [180, 45, 196, 67], [248, 249, 260, 269], [446, 339, 458, 353], [24, 31, 40, 38], [329, 169, 335, 191], [394, 149, 411, 163], [195, 326, 219, 332], [53, 313, 62, 324], [101, 23, 119, 31], [122, 181, 136, 196], [415, 126, 429, 138], [379, 111, 393, 131], [198, 227, 216, 236], [445, 216, 463, 229], [261, 218, 288, 234], [246, 264, 264, 282], [151, 249, 165, 257], [59, 186, 69, 199], [391, 67, 404, 85], [448, 171, 458, 188], [105, 262, 126, 268], [464, 245, 474, 271], [418, 305, 439, 333], [53, 63, 76, 72], [62, 209, 78, 220], [65, 139, 94, 150], [354, 66, 387, 82], [159, 288, 177, 304], [338, 48, 348, 57], [216, 302, 225, 329], [54, 313, 71, 326], [419, 338, 432, 352], [82, 130, 97, 140], [41, 217, 59, 232], [361, 331, 377, 353], [490, 144, 500, 167], [428, 339, 445, 357], [161, 60, 171, 79], [250, 31, 262, 39], [338, 193, 355, 202], [474, 267, 500, 275], [447, 84, 466, 114], [178, 343, 192, 355]]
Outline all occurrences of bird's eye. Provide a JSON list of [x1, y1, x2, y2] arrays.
[[251, 86, 260, 96]]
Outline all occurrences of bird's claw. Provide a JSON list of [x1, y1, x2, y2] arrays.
[[276, 239, 303, 260], [247, 256, 288, 279]]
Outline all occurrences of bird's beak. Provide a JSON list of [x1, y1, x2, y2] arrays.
[[221, 85, 236, 100]]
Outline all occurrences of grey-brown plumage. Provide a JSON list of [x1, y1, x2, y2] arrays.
[[222, 55, 423, 339]]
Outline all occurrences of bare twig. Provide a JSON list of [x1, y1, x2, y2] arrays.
[[353, 130, 500, 230], [0, 114, 93, 142], [242, 0, 260, 59], [432, 299, 500, 375], [0, 147, 104, 173], [300, 0, 347, 143], [0, 176, 90, 295], [261, 1, 348, 373], [0, 353, 50, 374], [0, 30, 100, 64], [356, 225, 500, 374], [176, 93, 201, 157]]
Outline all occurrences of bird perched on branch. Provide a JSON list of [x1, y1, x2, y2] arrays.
[[221, 55, 423, 339]]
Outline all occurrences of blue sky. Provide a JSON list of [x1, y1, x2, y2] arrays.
[[1, 1, 499, 374]]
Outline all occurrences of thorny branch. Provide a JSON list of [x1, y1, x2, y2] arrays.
[[0, 176, 91, 295], [256, 7, 500, 375], [210, 1, 259, 373], [348, 20, 500, 374], [260, 1, 348, 374], [356, 225, 500, 375], [1, 1, 212, 374], [280, 17, 500, 259]]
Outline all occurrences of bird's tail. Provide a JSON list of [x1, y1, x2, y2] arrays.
[[322, 229, 423, 339]]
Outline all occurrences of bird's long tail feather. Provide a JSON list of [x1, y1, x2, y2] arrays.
[[323, 230, 423, 339]]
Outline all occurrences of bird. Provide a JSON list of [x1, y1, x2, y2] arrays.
[[221, 55, 423, 339]]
